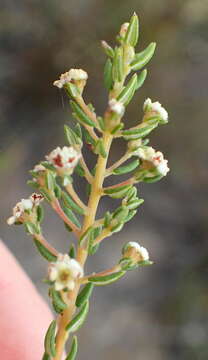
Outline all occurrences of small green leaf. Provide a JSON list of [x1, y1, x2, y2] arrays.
[[110, 222, 124, 233], [124, 209, 137, 222], [74, 163, 85, 177], [113, 159, 139, 175], [64, 125, 82, 146], [65, 82, 80, 98], [66, 301, 89, 332], [138, 260, 153, 266], [41, 161, 56, 171], [136, 69, 147, 90], [113, 206, 129, 222], [44, 320, 56, 357], [33, 239, 57, 262], [51, 289, 67, 314], [63, 206, 81, 228], [104, 59, 113, 90], [97, 116, 105, 131], [76, 283, 94, 307], [27, 180, 40, 189], [126, 198, 144, 210], [112, 47, 123, 82], [88, 271, 126, 286], [54, 185, 62, 199], [82, 127, 96, 146], [104, 184, 132, 198], [74, 124, 82, 139], [62, 192, 85, 215], [70, 101, 97, 127], [131, 42, 156, 71], [143, 174, 163, 183], [45, 172, 55, 191], [122, 123, 158, 140], [79, 227, 93, 246], [25, 222, 40, 235], [117, 74, 138, 106], [101, 40, 114, 58], [69, 244, 76, 258], [125, 13, 139, 47], [39, 189, 52, 203], [104, 211, 112, 228], [37, 205, 44, 223], [95, 140, 107, 158], [65, 336, 78, 360]]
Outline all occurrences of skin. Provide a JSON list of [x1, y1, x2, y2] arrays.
[[0, 241, 52, 360]]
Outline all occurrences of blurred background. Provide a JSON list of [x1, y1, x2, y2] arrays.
[[1, 0, 208, 359]]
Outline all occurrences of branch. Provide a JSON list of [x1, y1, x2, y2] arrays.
[[65, 183, 88, 213], [51, 199, 81, 237], [34, 233, 58, 256], [105, 152, 131, 177], [79, 156, 93, 184], [80, 264, 121, 284]]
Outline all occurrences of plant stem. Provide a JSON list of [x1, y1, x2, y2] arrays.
[[65, 183, 88, 212], [105, 152, 130, 176], [53, 132, 113, 360]]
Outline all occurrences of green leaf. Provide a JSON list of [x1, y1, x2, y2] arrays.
[[33, 239, 57, 262], [27, 180, 40, 189], [104, 59, 113, 90], [131, 42, 156, 71], [63, 206, 81, 228], [138, 260, 153, 266], [62, 191, 85, 215], [117, 74, 138, 106], [136, 69, 147, 90], [88, 226, 102, 254], [112, 47, 123, 82], [70, 101, 97, 127], [113, 206, 129, 222], [44, 320, 56, 357], [122, 123, 158, 140], [65, 82, 80, 98], [37, 205, 44, 223], [124, 209, 137, 222], [51, 289, 67, 314], [126, 198, 144, 210], [74, 124, 82, 139], [97, 116, 105, 131], [45, 172, 55, 191], [110, 122, 124, 135], [54, 185, 62, 199], [66, 301, 89, 332], [113, 159, 139, 175], [101, 40, 114, 58], [143, 174, 163, 183], [79, 226, 93, 246], [82, 127, 96, 146], [104, 184, 132, 198], [104, 211, 112, 228], [110, 222, 124, 233], [76, 283, 94, 307], [95, 139, 107, 158], [39, 188, 52, 202], [125, 13, 139, 47], [69, 244, 76, 258], [41, 161, 56, 171], [125, 186, 137, 200], [74, 163, 85, 177], [65, 336, 78, 360], [24, 222, 40, 235], [64, 125, 82, 146], [88, 271, 126, 286]]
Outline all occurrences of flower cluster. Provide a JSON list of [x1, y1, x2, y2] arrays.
[[123, 241, 149, 262], [48, 254, 83, 291], [136, 146, 169, 176], [143, 98, 168, 124], [46, 146, 81, 175], [7, 193, 43, 225], [53, 68, 88, 89]]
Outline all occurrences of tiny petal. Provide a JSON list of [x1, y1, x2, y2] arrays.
[[144, 98, 168, 123], [53, 69, 88, 89], [46, 146, 81, 174], [7, 216, 16, 225], [30, 193, 44, 206], [136, 146, 169, 177]]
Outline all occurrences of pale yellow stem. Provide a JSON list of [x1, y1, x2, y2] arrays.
[[105, 152, 131, 177]]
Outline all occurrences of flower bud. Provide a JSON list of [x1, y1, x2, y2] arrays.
[[135, 146, 169, 177], [143, 98, 168, 124], [119, 22, 129, 38], [7, 193, 43, 225], [122, 241, 149, 264], [53, 68, 88, 94]]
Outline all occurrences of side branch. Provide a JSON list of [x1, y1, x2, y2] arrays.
[[51, 199, 81, 237]]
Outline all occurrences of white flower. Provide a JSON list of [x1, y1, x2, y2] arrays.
[[143, 98, 168, 123], [48, 254, 83, 291], [109, 99, 125, 116], [136, 146, 170, 176], [124, 242, 149, 261], [46, 146, 81, 173], [53, 69, 88, 89], [7, 198, 33, 225]]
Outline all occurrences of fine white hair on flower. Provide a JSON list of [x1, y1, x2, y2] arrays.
[[48, 254, 83, 291], [143, 98, 168, 123], [109, 99, 125, 116], [53, 69, 88, 89], [136, 146, 170, 176], [126, 242, 149, 261], [7, 198, 33, 225], [46, 146, 81, 170]]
